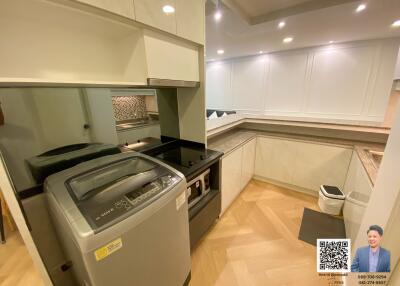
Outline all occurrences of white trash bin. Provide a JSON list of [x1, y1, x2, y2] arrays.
[[318, 185, 345, 215]]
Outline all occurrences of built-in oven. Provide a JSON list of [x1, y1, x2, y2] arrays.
[[187, 169, 210, 208]]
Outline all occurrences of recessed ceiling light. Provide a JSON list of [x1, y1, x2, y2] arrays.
[[356, 4, 366, 13], [283, 37, 293, 43], [329, 41, 334, 44], [214, 11, 222, 21], [162, 5, 175, 14], [278, 21, 285, 29], [392, 20, 400, 27], [259, 51, 263, 54], [217, 49, 224, 55]]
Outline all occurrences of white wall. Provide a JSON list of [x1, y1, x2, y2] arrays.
[[352, 95, 400, 278], [206, 38, 400, 125], [394, 48, 400, 80]]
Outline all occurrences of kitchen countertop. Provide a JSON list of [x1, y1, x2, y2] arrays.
[[116, 120, 159, 131], [207, 114, 390, 140], [208, 129, 257, 156], [208, 127, 385, 186], [354, 146, 384, 186]]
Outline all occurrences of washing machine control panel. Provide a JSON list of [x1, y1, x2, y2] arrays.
[[90, 197, 133, 227], [81, 172, 179, 231], [125, 174, 177, 206]]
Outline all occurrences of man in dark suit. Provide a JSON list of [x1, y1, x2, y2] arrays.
[[351, 225, 390, 272]]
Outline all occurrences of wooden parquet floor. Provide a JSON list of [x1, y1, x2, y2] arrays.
[[190, 179, 333, 286], [0, 224, 44, 286]]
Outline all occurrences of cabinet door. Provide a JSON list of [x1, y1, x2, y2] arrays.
[[77, 0, 135, 19], [291, 142, 352, 192], [134, 0, 177, 34], [241, 138, 256, 189], [343, 153, 372, 242], [254, 137, 298, 183], [143, 31, 199, 81], [175, 0, 205, 44], [221, 147, 242, 214]]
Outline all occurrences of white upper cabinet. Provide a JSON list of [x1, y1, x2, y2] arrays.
[[134, 0, 205, 44], [134, 0, 177, 34], [1, 0, 203, 85], [76, 0, 135, 19], [143, 31, 199, 81], [1, 0, 148, 85], [175, 0, 205, 44]]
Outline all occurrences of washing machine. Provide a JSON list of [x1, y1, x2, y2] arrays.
[[45, 152, 191, 286]]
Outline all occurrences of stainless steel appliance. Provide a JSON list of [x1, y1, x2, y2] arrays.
[[143, 142, 223, 248], [26, 143, 121, 185], [187, 169, 210, 208], [45, 152, 191, 286]]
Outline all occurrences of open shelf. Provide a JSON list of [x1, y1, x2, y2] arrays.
[[0, 0, 148, 86], [0, 78, 147, 87]]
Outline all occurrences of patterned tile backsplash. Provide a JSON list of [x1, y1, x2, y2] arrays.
[[112, 96, 148, 121]]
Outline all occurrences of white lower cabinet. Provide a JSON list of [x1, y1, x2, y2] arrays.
[[221, 138, 256, 214], [291, 141, 353, 191], [343, 152, 372, 242], [241, 138, 256, 189], [221, 146, 243, 214], [254, 136, 352, 193], [221, 135, 354, 215], [255, 137, 298, 183]]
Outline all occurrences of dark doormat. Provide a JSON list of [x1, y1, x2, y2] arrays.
[[298, 208, 346, 246]]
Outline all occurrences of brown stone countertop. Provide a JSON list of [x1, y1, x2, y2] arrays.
[[207, 130, 257, 156], [207, 128, 385, 185], [354, 146, 384, 186]]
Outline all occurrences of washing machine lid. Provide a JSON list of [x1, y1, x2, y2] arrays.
[[26, 143, 121, 184], [320, 185, 345, 200], [63, 155, 181, 233]]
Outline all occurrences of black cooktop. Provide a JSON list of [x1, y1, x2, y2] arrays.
[[140, 138, 223, 181], [155, 146, 210, 168]]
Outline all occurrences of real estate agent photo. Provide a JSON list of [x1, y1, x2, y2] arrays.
[[351, 225, 391, 272]]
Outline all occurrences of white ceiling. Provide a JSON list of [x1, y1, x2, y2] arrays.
[[234, 0, 311, 18], [206, 0, 400, 61]]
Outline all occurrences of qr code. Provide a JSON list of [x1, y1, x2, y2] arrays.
[[317, 239, 351, 273]]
